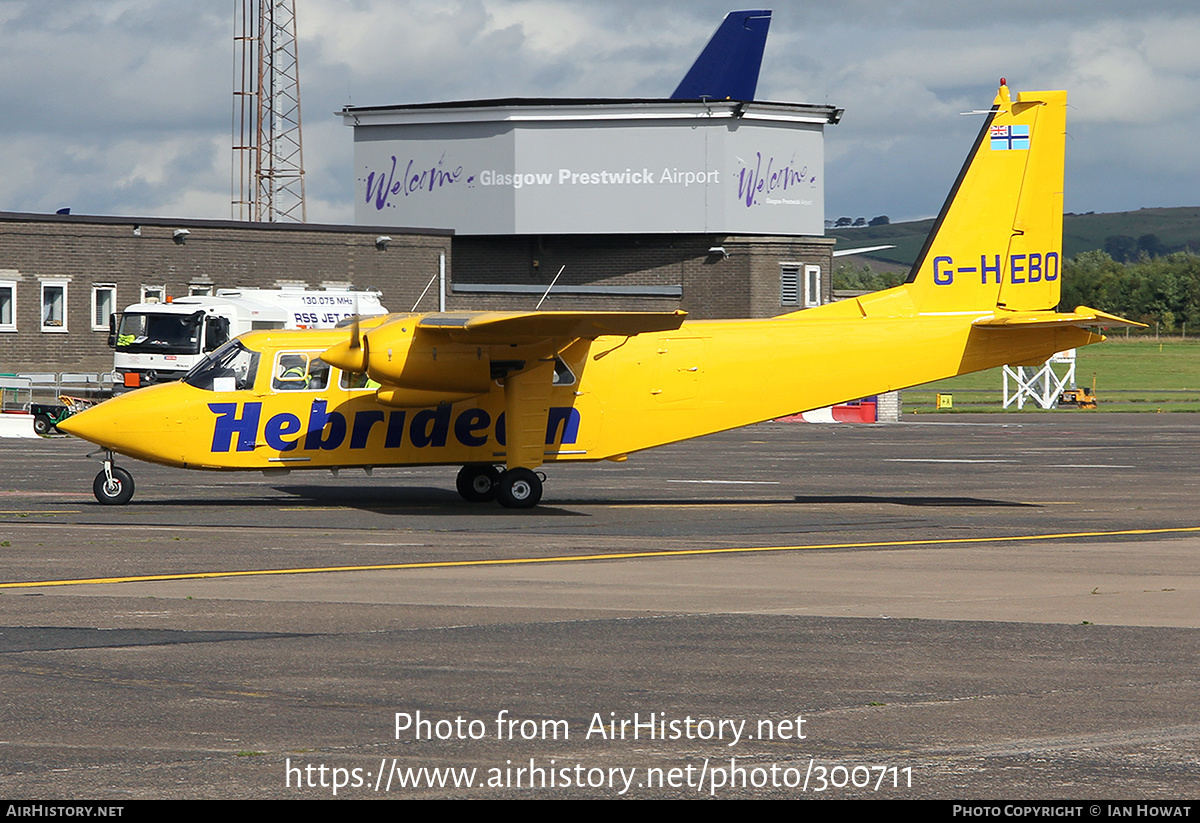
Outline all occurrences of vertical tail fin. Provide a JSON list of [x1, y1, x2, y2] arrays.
[[671, 10, 772, 101], [905, 82, 1066, 314]]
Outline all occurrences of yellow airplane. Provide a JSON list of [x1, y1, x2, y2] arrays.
[[59, 81, 1138, 508]]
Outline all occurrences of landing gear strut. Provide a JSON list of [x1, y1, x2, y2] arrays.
[[89, 450, 135, 505]]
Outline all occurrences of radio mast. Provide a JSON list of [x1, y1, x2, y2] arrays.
[[233, 0, 306, 222]]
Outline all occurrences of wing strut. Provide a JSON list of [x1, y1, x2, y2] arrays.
[[503, 359, 555, 471]]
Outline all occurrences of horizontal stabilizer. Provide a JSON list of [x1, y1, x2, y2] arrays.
[[417, 310, 687, 344], [973, 306, 1146, 329]]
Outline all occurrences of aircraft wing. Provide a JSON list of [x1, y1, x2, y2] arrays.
[[416, 310, 687, 344], [973, 306, 1146, 329], [322, 309, 687, 376], [320, 309, 690, 408]]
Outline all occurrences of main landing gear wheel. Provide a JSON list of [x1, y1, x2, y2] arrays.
[[456, 464, 501, 502], [495, 468, 543, 509], [93, 467, 135, 506]]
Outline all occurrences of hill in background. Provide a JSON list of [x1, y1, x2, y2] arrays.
[[828, 206, 1200, 270]]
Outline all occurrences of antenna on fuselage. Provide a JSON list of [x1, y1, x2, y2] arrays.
[[536, 265, 566, 310], [412, 270, 440, 312]]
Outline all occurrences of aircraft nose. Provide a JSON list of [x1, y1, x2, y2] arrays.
[[56, 383, 193, 461], [56, 395, 131, 446]]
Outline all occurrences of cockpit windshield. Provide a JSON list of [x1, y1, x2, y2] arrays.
[[183, 340, 260, 392]]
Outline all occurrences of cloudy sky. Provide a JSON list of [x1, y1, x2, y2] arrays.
[[3, 0, 1197, 225]]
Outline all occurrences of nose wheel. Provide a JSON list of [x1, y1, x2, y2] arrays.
[[93, 466, 135, 505], [89, 450, 135, 505]]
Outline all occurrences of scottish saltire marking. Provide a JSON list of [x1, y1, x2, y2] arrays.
[[990, 125, 1030, 151]]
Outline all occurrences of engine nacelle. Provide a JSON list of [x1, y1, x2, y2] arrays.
[[323, 318, 492, 399]]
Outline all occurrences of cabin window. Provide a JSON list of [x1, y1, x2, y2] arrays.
[[272, 352, 331, 392], [340, 370, 379, 391], [92, 284, 116, 330], [0, 282, 14, 331], [552, 357, 577, 386], [41, 280, 68, 332]]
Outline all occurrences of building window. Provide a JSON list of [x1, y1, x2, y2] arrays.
[[92, 284, 116, 330], [189, 283, 214, 297], [780, 264, 800, 307], [141, 284, 165, 303], [41, 280, 68, 332], [0, 281, 14, 331], [805, 264, 821, 307]]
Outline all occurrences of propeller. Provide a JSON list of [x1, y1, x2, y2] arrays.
[[322, 315, 369, 373]]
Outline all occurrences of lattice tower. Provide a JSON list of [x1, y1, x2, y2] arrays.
[[233, 0, 306, 222]]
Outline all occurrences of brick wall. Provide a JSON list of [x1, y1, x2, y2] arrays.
[[0, 212, 451, 373], [452, 234, 834, 319]]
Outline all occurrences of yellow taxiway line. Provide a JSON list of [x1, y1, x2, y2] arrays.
[[2, 525, 1200, 590]]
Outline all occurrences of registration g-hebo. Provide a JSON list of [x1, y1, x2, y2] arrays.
[[933, 252, 1060, 286]]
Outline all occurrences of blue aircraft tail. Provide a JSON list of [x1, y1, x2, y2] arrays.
[[671, 10, 771, 101]]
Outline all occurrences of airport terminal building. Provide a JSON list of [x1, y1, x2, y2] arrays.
[[343, 97, 842, 319]]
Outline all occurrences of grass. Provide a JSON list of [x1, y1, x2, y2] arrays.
[[903, 338, 1200, 412]]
